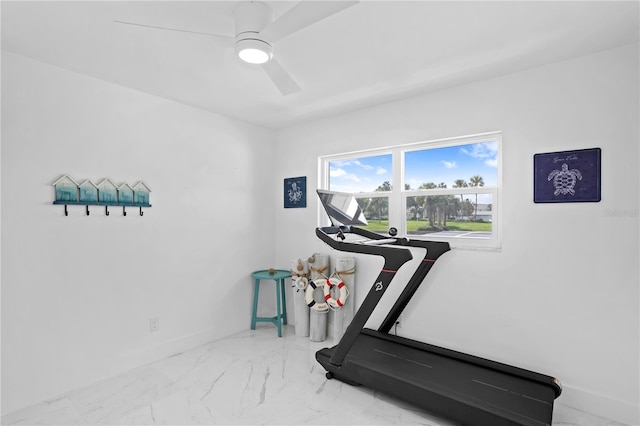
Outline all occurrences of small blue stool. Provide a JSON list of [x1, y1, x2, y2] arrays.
[[251, 269, 290, 337]]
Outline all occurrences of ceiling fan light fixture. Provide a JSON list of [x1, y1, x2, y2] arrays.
[[236, 38, 273, 64]]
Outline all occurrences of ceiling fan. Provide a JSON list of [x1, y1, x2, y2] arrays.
[[115, 1, 358, 96]]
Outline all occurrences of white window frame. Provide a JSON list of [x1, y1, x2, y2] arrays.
[[319, 131, 502, 250]]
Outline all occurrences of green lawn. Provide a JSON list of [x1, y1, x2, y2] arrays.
[[362, 220, 491, 233]]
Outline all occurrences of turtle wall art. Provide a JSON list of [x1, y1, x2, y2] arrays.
[[534, 148, 601, 203]]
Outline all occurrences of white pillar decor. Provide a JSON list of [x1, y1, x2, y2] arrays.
[[290, 259, 310, 337], [308, 253, 330, 342], [330, 257, 356, 343]]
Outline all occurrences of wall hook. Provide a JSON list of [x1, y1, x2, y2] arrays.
[[53, 176, 151, 217]]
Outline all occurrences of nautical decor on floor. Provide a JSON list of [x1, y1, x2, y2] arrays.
[[284, 176, 306, 208], [291, 254, 356, 342], [52, 175, 151, 216], [291, 258, 311, 337], [534, 148, 601, 203], [330, 257, 356, 342], [308, 253, 330, 342]]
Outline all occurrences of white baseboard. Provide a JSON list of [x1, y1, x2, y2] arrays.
[[105, 325, 242, 377], [2, 326, 239, 416], [557, 384, 639, 425]]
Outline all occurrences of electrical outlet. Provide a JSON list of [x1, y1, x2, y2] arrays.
[[150, 318, 160, 333]]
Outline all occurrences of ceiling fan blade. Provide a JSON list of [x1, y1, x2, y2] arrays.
[[259, 1, 358, 43], [114, 20, 234, 44], [262, 59, 301, 96]]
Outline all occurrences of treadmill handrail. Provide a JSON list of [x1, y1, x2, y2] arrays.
[[315, 226, 412, 262], [316, 226, 452, 336], [316, 226, 414, 366], [378, 239, 450, 333]]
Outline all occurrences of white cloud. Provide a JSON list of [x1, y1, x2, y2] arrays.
[[376, 167, 388, 175], [485, 158, 498, 168], [330, 168, 362, 182], [353, 160, 373, 170], [330, 168, 347, 178], [461, 142, 498, 159], [441, 160, 457, 169]]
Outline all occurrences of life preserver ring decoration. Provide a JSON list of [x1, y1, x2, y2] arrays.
[[323, 277, 349, 310], [305, 279, 329, 312]]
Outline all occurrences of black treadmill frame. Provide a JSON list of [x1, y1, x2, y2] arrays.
[[314, 225, 562, 426]]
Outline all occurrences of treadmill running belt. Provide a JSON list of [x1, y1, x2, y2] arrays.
[[321, 331, 556, 426]]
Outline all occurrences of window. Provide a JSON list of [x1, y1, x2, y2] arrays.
[[319, 132, 501, 249]]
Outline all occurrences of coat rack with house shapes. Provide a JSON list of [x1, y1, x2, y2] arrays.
[[53, 175, 151, 216]]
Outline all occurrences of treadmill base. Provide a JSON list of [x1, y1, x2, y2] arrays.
[[317, 329, 559, 426]]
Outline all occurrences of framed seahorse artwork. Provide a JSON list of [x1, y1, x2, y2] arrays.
[[284, 176, 306, 208], [534, 148, 601, 203]]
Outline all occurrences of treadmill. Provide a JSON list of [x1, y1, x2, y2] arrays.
[[314, 189, 562, 426]]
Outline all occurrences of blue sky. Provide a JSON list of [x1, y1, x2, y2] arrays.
[[329, 141, 498, 193], [329, 154, 392, 193]]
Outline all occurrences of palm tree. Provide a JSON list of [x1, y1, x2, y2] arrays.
[[468, 175, 484, 221], [451, 180, 468, 220], [462, 199, 475, 218], [367, 181, 392, 222], [418, 182, 436, 226], [436, 183, 448, 226], [405, 184, 419, 221], [376, 181, 392, 192], [453, 179, 468, 204]]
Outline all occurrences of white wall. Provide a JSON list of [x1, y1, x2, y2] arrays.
[[274, 44, 639, 424], [2, 42, 638, 424], [1, 52, 277, 414]]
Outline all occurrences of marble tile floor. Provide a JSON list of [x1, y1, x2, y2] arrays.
[[2, 326, 627, 426]]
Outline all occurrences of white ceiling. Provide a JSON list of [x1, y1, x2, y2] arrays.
[[2, 1, 639, 129]]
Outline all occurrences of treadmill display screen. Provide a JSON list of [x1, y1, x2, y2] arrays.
[[317, 189, 368, 226]]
